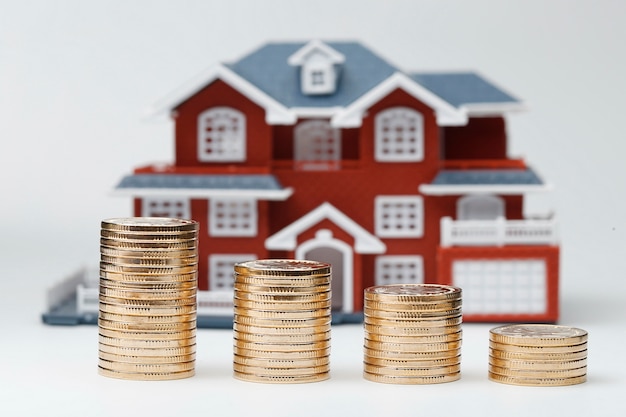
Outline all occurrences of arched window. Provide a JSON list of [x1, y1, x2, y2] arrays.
[[375, 107, 424, 162], [294, 120, 341, 170], [457, 195, 504, 220], [197, 107, 246, 162]]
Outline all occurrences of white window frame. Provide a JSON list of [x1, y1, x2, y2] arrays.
[[197, 107, 246, 162], [294, 120, 341, 170], [141, 197, 190, 219], [209, 254, 256, 292], [375, 195, 424, 238], [209, 198, 257, 237], [375, 107, 424, 162], [375, 255, 424, 286]]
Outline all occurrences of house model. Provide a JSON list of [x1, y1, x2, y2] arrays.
[[43, 40, 559, 326]]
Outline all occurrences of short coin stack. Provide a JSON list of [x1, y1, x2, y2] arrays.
[[232, 259, 332, 384], [98, 217, 199, 380], [489, 324, 588, 386], [363, 284, 463, 384]]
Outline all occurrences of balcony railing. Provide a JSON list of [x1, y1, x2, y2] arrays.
[[440, 216, 558, 247]]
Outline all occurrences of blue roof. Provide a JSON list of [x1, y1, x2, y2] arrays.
[[430, 169, 543, 186], [410, 72, 520, 107], [226, 41, 397, 108], [116, 174, 286, 190]]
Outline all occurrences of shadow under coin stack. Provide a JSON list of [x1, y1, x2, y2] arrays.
[[363, 284, 463, 384], [98, 217, 199, 380], [488, 324, 588, 386], [232, 259, 332, 384]]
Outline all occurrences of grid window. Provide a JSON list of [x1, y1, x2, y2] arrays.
[[375, 196, 424, 238], [209, 198, 257, 237], [375, 107, 424, 162], [375, 256, 424, 286], [209, 254, 256, 291], [141, 198, 190, 219], [198, 107, 246, 162], [294, 120, 341, 170], [453, 260, 547, 315]]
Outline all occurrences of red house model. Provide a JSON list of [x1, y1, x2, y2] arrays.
[[115, 40, 559, 323]]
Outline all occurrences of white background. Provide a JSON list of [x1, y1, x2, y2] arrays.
[[1, 1, 625, 416]]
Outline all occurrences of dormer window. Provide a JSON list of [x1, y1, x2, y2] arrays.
[[288, 40, 345, 96]]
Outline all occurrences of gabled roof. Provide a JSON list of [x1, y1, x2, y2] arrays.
[[419, 168, 551, 195], [148, 40, 524, 125]]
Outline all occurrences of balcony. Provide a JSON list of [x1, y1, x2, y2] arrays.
[[440, 216, 558, 247]]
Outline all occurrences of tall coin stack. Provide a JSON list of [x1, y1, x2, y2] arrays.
[[232, 259, 332, 384], [489, 324, 588, 386], [98, 217, 199, 380], [363, 284, 463, 384]]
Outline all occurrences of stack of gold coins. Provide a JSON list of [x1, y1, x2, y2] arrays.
[[232, 259, 332, 384], [488, 324, 588, 386], [363, 284, 463, 384], [98, 217, 198, 380]]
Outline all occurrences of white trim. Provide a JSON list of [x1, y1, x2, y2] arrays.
[[331, 72, 467, 128], [113, 187, 293, 200], [197, 107, 246, 162], [462, 102, 528, 116], [144, 63, 296, 125], [419, 183, 553, 196], [296, 229, 353, 313], [265, 202, 385, 253], [209, 198, 257, 237], [375, 107, 424, 162], [290, 107, 343, 118], [209, 254, 256, 291], [141, 197, 190, 219], [287, 40, 346, 66], [375, 255, 424, 286], [375, 195, 424, 238]]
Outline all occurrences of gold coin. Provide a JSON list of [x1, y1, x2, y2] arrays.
[[364, 307, 462, 320], [490, 324, 588, 347], [364, 330, 462, 344], [99, 334, 196, 348], [364, 354, 461, 368], [234, 290, 331, 303], [234, 339, 331, 352], [489, 364, 587, 379], [364, 314, 463, 328], [100, 262, 197, 275], [99, 328, 196, 340], [98, 342, 196, 357], [365, 299, 462, 312], [235, 274, 331, 287], [233, 330, 331, 344], [99, 350, 195, 364], [233, 298, 331, 311], [99, 278, 197, 291], [488, 372, 586, 386], [489, 341, 587, 354], [99, 287, 196, 300], [99, 302, 197, 316], [100, 238, 197, 250], [234, 259, 331, 277], [364, 363, 461, 377], [100, 229, 197, 241], [98, 366, 195, 381], [233, 354, 329, 368], [234, 346, 331, 359], [364, 323, 462, 336], [233, 370, 329, 384], [234, 282, 330, 294], [233, 362, 330, 376], [99, 311, 196, 324], [100, 270, 197, 283], [364, 338, 461, 352], [488, 347, 588, 362], [235, 309, 330, 322], [99, 295, 196, 307], [98, 318, 196, 332], [234, 322, 330, 334], [101, 217, 198, 233], [100, 246, 198, 259], [99, 358, 195, 373], [489, 356, 588, 371], [364, 347, 461, 360], [100, 254, 198, 267], [364, 284, 462, 302], [363, 371, 460, 384]]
